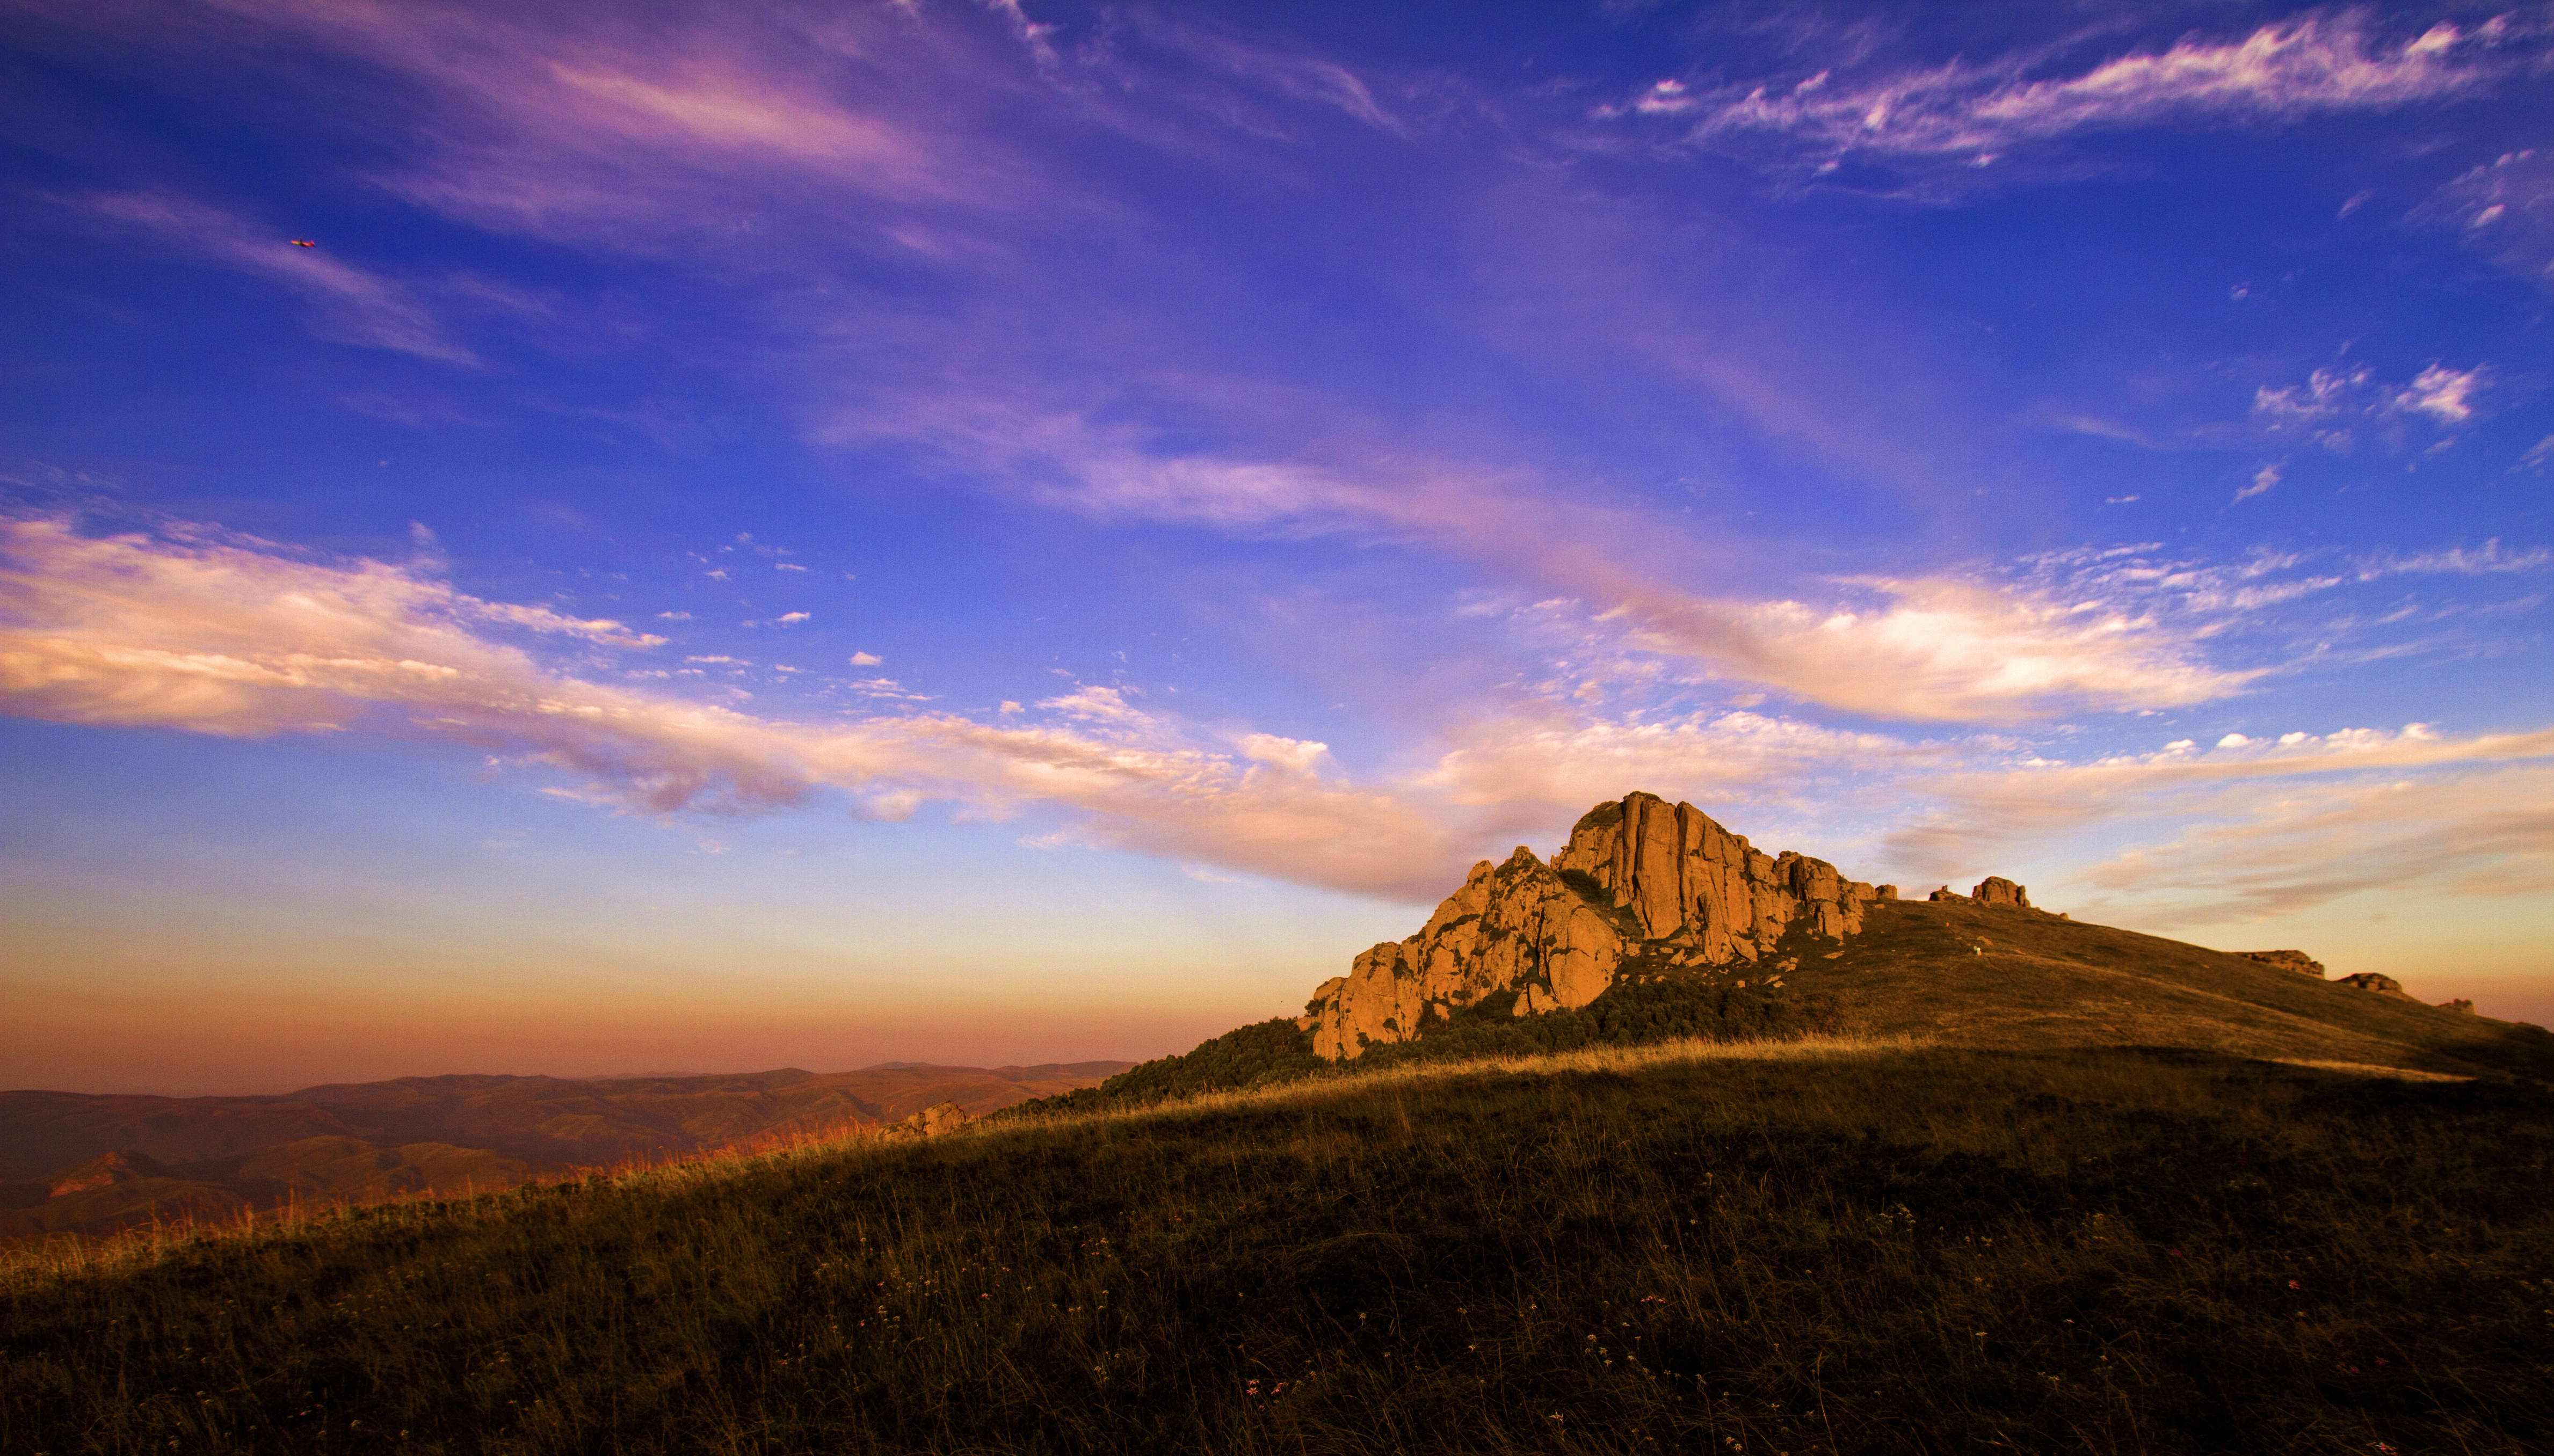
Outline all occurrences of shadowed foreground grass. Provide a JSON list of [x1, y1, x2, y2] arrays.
[[4, 1045, 2549, 1454]]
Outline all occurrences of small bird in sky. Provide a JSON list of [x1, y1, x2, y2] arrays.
[[288, 239, 317, 247]]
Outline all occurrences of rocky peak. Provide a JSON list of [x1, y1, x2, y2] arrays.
[[2238, 950, 2327, 978], [1301, 792, 1882, 1061]]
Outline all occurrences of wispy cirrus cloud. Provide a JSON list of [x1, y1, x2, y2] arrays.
[[2434, 147, 2554, 290], [839, 394, 2259, 723], [1164, 26, 1404, 136], [54, 189, 477, 364], [1605, 11, 2522, 185], [1877, 720, 2554, 893], [2069, 762, 2554, 924]]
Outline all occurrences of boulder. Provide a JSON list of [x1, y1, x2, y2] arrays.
[[878, 1100, 973, 1141], [2437, 998, 2477, 1015], [2238, 950, 2326, 978], [1971, 877, 2031, 909], [2335, 972, 2413, 1000], [1302, 792, 1877, 1060], [1928, 886, 1967, 902]]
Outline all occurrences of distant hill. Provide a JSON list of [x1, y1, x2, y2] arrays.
[[0, 1060, 1130, 1241]]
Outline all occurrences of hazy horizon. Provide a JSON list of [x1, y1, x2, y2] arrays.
[[5, 1, 2550, 1096]]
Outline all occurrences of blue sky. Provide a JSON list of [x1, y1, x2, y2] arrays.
[[4, 1, 2550, 1093]]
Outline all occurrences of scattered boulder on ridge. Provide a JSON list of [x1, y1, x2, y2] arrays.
[[2337, 973, 2413, 999], [2439, 998, 2478, 1015], [2238, 949, 2327, 978], [1972, 877, 2032, 909], [1301, 792, 1883, 1060]]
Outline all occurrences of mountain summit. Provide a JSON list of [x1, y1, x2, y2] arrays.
[[1302, 792, 1913, 1059]]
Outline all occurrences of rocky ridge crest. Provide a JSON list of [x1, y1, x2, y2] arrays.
[[1301, 792, 1904, 1060]]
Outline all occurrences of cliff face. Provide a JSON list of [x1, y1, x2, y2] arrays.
[[1301, 792, 1885, 1060]]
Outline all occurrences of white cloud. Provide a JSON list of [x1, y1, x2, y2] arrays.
[[850, 651, 883, 666], [2234, 462, 2281, 503], [1419, 707, 1926, 830], [1235, 732, 1329, 773], [2434, 149, 2554, 291], [2391, 363, 2487, 426], [1036, 684, 1155, 729], [1631, 13, 2515, 180], [2253, 367, 2368, 427], [1607, 574, 2257, 723], [775, 610, 811, 625]]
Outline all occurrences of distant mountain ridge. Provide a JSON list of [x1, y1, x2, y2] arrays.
[[0, 1060, 1132, 1242]]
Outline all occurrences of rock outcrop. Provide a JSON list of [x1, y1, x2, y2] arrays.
[[2336, 972, 2413, 999], [2238, 950, 2327, 978], [2438, 998, 2477, 1015], [1933, 878, 2032, 907], [1301, 792, 1882, 1060], [877, 1101, 971, 1141], [1971, 877, 2031, 909]]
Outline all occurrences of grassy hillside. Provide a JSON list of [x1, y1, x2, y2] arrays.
[[1027, 899, 2554, 1119], [4, 1041, 2548, 1454]]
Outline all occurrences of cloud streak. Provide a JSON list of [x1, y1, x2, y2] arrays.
[[1879, 721, 2554, 893], [2069, 763, 2554, 924], [1612, 11, 2522, 184], [0, 513, 1481, 896], [847, 398, 2256, 723]]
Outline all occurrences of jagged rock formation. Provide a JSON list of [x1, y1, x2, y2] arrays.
[[1301, 793, 1885, 1061], [2439, 998, 2477, 1015], [2239, 950, 2327, 978], [2337, 972, 2413, 999]]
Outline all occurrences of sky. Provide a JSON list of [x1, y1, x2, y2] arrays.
[[3, 0, 2550, 1095]]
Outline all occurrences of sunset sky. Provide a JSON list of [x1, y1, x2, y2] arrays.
[[5, 1, 2550, 1095]]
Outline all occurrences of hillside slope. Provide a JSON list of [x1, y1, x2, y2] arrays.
[[5, 1043, 2548, 1454], [1802, 896, 2552, 1079]]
